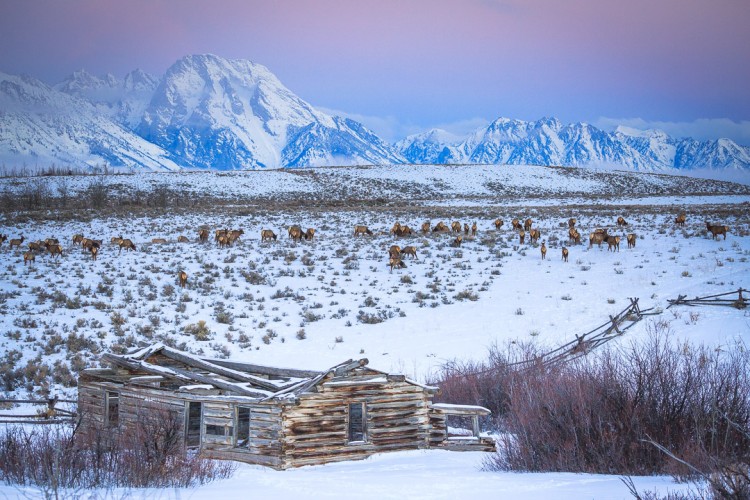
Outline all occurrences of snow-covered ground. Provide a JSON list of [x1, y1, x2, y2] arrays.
[[0, 165, 747, 498]]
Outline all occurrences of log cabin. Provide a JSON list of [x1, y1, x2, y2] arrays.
[[78, 343, 493, 469]]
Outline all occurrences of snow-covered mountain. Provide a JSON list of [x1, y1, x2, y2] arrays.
[[1, 54, 749, 173], [0, 72, 181, 171], [397, 118, 750, 171]]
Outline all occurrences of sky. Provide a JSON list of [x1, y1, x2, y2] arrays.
[[1, 0, 749, 144]]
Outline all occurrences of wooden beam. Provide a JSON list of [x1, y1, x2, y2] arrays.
[[205, 359, 321, 379]]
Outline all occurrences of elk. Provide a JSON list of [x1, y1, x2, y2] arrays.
[[421, 222, 431, 234], [395, 226, 413, 237], [354, 225, 373, 237], [589, 229, 608, 248], [388, 256, 407, 272], [152, 238, 168, 244], [82, 239, 101, 253], [519, 230, 525, 244], [569, 228, 581, 245], [0, 234, 7, 247], [229, 229, 244, 243], [304, 228, 316, 241], [90, 245, 98, 261], [675, 213, 686, 226], [215, 229, 229, 242], [562, 246, 569, 262], [198, 229, 209, 243], [617, 216, 628, 226], [524, 218, 533, 231], [529, 228, 541, 244], [28, 241, 44, 253], [626, 233, 636, 249], [451, 221, 462, 233], [288, 226, 304, 242], [44, 238, 59, 247], [217, 235, 231, 248], [706, 222, 728, 240], [118, 239, 136, 253], [47, 244, 63, 259], [388, 245, 402, 258], [400, 246, 418, 259], [511, 219, 521, 230], [463, 223, 470, 235], [471, 222, 477, 236], [540, 241, 547, 260], [9, 235, 25, 249], [178, 235, 189, 243], [451, 235, 463, 247], [433, 221, 449, 232], [179, 270, 188, 288], [390, 222, 402, 235], [607, 236, 621, 252], [72, 234, 84, 245], [494, 218, 503, 230], [568, 218, 576, 228], [111, 235, 123, 246], [23, 251, 35, 265], [261, 229, 277, 241]]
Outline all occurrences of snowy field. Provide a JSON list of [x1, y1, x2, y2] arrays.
[[0, 164, 748, 498]]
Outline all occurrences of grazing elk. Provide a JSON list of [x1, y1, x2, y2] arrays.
[[288, 226, 304, 242], [626, 233, 636, 249], [388, 245, 402, 258], [433, 221, 449, 233], [675, 213, 686, 226], [400, 246, 418, 259], [540, 241, 547, 260], [562, 246, 569, 262], [524, 218, 533, 231], [511, 219, 522, 230], [152, 238, 168, 244], [706, 222, 728, 240], [451, 221, 462, 233], [421, 222, 431, 234], [388, 256, 407, 272], [607, 236, 621, 252], [519, 230, 525, 244], [529, 228, 541, 244], [471, 222, 477, 236], [261, 229, 277, 242], [354, 225, 373, 237], [494, 219, 503, 230], [568, 218, 576, 228], [47, 244, 63, 259], [179, 270, 188, 288], [451, 235, 463, 247], [198, 229, 209, 243], [178, 235, 189, 243], [118, 239, 136, 253], [305, 228, 316, 241], [9, 235, 25, 249], [569, 228, 581, 245], [617, 216, 628, 226], [72, 234, 84, 245], [23, 251, 35, 265]]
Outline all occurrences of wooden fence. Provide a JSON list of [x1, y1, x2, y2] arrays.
[[0, 397, 77, 424], [667, 288, 747, 310]]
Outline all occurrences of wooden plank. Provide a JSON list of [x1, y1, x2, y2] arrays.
[[206, 359, 321, 379]]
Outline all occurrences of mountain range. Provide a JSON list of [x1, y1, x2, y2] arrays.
[[1, 54, 748, 172]]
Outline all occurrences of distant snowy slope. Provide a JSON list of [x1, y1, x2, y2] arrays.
[[0, 72, 180, 171]]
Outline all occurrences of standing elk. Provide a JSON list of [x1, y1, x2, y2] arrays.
[[111, 236, 123, 246], [607, 236, 621, 252], [217, 235, 231, 248], [463, 223, 470, 235], [617, 216, 628, 226], [529, 228, 541, 244], [388, 245, 402, 258], [305, 228, 316, 241], [569, 228, 581, 245], [524, 218, 533, 231], [48, 244, 63, 259], [451, 221, 462, 233], [675, 213, 686, 226], [451, 235, 463, 247], [261, 229, 277, 241], [354, 225, 373, 237], [511, 219, 522, 230], [288, 226, 304, 242], [519, 230, 526, 244], [90, 246, 98, 261], [568, 218, 576, 228], [198, 229, 209, 243], [179, 270, 188, 288], [627, 233, 636, 249], [471, 222, 477, 236], [390, 222, 402, 235], [23, 251, 35, 265], [562, 246, 569, 262], [400, 246, 418, 259], [540, 241, 547, 260], [706, 222, 728, 240], [589, 229, 608, 248], [72, 234, 84, 245], [421, 222, 431, 234], [494, 219, 503, 230], [229, 229, 244, 243], [118, 239, 136, 253], [9, 235, 25, 249], [0, 234, 7, 247], [215, 229, 229, 243], [28, 241, 44, 253]]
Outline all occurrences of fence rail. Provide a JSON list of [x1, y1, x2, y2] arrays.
[[667, 288, 747, 309], [0, 397, 77, 424]]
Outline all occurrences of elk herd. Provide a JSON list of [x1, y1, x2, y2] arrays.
[[0, 212, 734, 281]]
